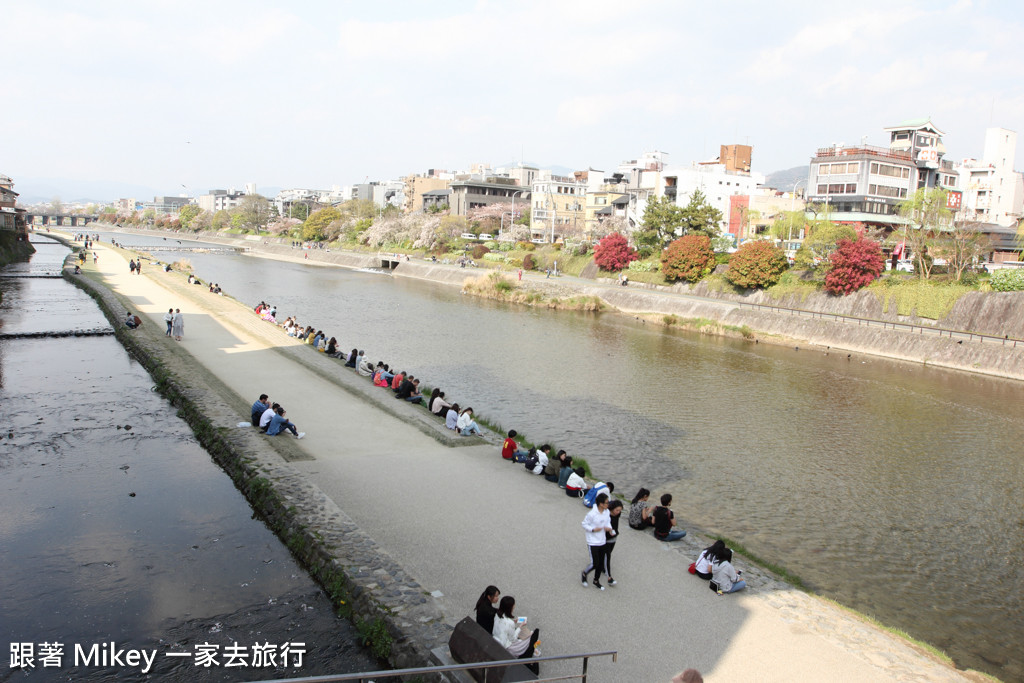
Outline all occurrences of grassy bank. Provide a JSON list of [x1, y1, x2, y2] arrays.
[[462, 271, 604, 311]]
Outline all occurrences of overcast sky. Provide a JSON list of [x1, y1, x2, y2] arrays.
[[7, 0, 1023, 199]]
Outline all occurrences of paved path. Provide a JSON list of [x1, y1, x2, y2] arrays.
[[71, 235, 975, 683]]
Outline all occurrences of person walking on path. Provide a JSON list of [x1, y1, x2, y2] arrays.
[[171, 308, 184, 341], [581, 492, 613, 590], [164, 308, 174, 337], [129, 259, 136, 274]]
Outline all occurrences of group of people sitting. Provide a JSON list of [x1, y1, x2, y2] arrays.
[[689, 539, 745, 594], [473, 586, 541, 675], [250, 393, 305, 439]]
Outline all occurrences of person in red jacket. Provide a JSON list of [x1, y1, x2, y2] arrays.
[[501, 430, 528, 462]]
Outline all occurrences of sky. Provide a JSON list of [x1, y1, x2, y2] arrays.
[[6, 0, 1024, 201]]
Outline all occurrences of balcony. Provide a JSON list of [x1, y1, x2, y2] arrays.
[[815, 144, 911, 161]]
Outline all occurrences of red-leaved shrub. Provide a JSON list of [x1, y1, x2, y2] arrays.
[[824, 238, 885, 295], [661, 235, 716, 283], [724, 240, 789, 289], [593, 232, 638, 272]]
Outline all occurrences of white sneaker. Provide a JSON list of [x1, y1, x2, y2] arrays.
[[297, 432, 306, 439]]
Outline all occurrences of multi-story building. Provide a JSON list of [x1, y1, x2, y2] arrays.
[[728, 189, 806, 242], [662, 158, 764, 234], [146, 195, 192, 216], [805, 118, 959, 229], [584, 182, 630, 237], [197, 189, 246, 214], [957, 127, 1024, 227], [530, 173, 587, 242], [449, 176, 528, 218], [402, 172, 453, 213], [0, 173, 26, 234]]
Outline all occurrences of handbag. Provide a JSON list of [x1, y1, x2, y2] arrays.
[[688, 562, 697, 575]]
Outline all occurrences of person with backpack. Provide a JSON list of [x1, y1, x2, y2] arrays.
[[583, 481, 614, 508], [523, 447, 548, 475], [652, 493, 686, 542], [580, 493, 614, 590]]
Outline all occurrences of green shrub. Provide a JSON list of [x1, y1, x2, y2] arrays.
[[484, 241, 499, 251], [483, 252, 505, 262], [725, 240, 788, 289], [661, 235, 716, 283], [990, 268, 1024, 292], [628, 259, 658, 272]]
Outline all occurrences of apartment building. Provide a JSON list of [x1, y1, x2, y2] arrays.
[[402, 172, 452, 213], [0, 173, 26, 233], [198, 189, 246, 213], [449, 176, 528, 217], [957, 127, 1024, 227], [146, 195, 192, 216], [806, 118, 959, 228], [530, 173, 587, 242]]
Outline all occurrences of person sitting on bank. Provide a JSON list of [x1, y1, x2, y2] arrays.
[[711, 548, 745, 594], [525, 446, 548, 475], [502, 430, 529, 462], [251, 394, 270, 427], [557, 452, 574, 488], [474, 585, 501, 634], [325, 337, 339, 356], [265, 406, 305, 439], [429, 389, 451, 417], [457, 407, 481, 436], [628, 488, 656, 530], [652, 493, 687, 542], [693, 540, 727, 580], [259, 402, 281, 433], [344, 348, 358, 367], [565, 466, 586, 497], [390, 370, 405, 392], [396, 377, 423, 403], [357, 355, 375, 376], [373, 364, 391, 388], [491, 596, 540, 672], [445, 403, 461, 431], [124, 312, 142, 329]]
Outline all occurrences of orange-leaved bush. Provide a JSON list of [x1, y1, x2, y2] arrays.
[[661, 235, 716, 283], [593, 232, 638, 272], [824, 237, 885, 295], [724, 240, 788, 289]]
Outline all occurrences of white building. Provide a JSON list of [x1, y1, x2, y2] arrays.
[[957, 127, 1024, 227]]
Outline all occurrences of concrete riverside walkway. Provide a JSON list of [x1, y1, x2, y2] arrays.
[[73, 236, 975, 683]]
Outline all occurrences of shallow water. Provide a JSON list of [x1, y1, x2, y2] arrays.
[[140, 236, 1024, 680], [0, 238, 377, 681]]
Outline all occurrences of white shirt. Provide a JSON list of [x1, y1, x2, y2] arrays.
[[260, 407, 275, 428], [695, 549, 714, 575], [531, 451, 549, 475], [566, 472, 586, 490], [457, 412, 475, 431], [582, 506, 611, 546]]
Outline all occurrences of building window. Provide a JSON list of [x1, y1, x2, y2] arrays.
[[870, 162, 911, 179], [867, 184, 907, 199]]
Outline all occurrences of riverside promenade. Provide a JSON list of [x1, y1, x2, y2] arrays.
[[67, 235, 977, 682]]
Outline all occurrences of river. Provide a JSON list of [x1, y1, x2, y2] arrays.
[[0, 237, 377, 681], [102, 230, 1024, 681]]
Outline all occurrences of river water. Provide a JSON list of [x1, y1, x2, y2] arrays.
[[101, 231, 1024, 680], [0, 238, 377, 681]]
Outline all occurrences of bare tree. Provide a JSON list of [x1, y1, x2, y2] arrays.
[[897, 188, 952, 280], [237, 194, 273, 233], [932, 221, 991, 280]]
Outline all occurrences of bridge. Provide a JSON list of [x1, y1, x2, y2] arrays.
[[25, 213, 100, 227]]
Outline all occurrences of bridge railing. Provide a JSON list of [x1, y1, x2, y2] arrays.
[[252, 650, 617, 683]]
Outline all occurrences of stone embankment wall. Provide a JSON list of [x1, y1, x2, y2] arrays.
[[61, 249, 453, 677], [593, 286, 1024, 381], [0, 231, 35, 268]]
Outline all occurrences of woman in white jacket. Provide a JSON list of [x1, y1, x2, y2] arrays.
[[492, 596, 539, 665]]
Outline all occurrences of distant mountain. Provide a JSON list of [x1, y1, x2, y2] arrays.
[[763, 166, 809, 191], [14, 176, 163, 205]]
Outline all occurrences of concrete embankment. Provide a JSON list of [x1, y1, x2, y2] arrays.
[[58, 231, 988, 682]]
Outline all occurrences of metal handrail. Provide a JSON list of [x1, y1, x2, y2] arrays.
[[253, 650, 617, 683]]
